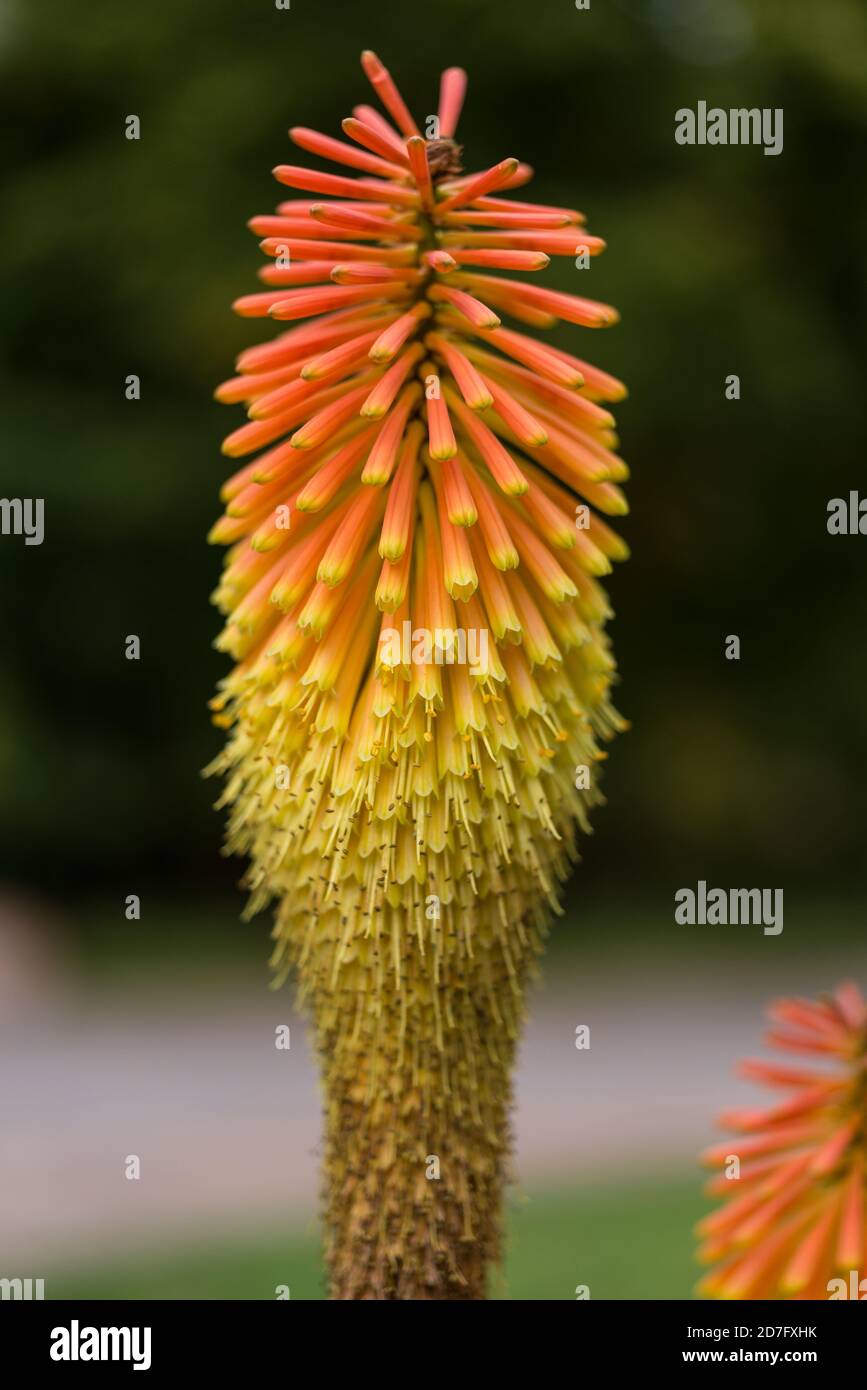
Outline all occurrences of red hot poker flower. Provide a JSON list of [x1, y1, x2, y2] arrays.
[[698, 982, 867, 1300], [209, 50, 628, 1301]]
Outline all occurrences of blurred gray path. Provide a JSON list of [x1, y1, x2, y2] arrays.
[[2, 951, 865, 1265]]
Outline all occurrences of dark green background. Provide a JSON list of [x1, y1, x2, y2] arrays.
[[2, 0, 866, 946]]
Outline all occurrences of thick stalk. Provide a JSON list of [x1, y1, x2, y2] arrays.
[[282, 896, 539, 1299]]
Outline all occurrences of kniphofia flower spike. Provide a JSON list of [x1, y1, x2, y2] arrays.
[[698, 982, 867, 1300], [208, 51, 628, 1300]]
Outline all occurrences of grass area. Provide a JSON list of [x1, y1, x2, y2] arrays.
[[44, 1173, 705, 1300]]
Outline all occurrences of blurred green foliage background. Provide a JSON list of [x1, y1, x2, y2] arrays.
[[1, 0, 866, 934]]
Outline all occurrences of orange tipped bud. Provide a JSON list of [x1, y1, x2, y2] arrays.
[[342, 115, 411, 167], [435, 157, 520, 215], [437, 67, 467, 138], [369, 302, 430, 362], [361, 383, 422, 485], [428, 282, 500, 329], [273, 162, 420, 208], [360, 343, 424, 418], [360, 50, 421, 138], [424, 378, 457, 461]]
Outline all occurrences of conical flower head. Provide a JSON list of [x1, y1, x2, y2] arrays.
[[697, 982, 867, 1300], [208, 51, 628, 1300]]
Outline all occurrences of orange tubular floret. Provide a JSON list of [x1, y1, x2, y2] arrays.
[[369, 303, 430, 362], [301, 327, 383, 381], [269, 282, 411, 322], [446, 391, 528, 496], [259, 236, 416, 264], [437, 67, 467, 138], [290, 125, 407, 180], [479, 372, 548, 448], [361, 344, 425, 418], [448, 248, 550, 271], [309, 203, 423, 240], [442, 210, 569, 228], [331, 262, 420, 284], [435, 158, 520, 215], [290, 378, 378, 450], [425, 380, 457, 462], [273, 162, 420, 208], [379, 422, 422, 562], [257, 260, 338, 287], [453, 271, 620, 328], [428, 283, 500, 330], [295, 426, 379, 513], [342, 115, 411, 167], [361, 383, 422, 485], [360, 51, 421, 139], [430, 462, 477, 601], [424, 249, 458, 272], [316, 486, 386, 587], [438, 453, 477, 527], [406, 136, 435, 214], [351, 103, 408, 156], [425, 332, 492, 410], [461, 461, 519, 570]]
